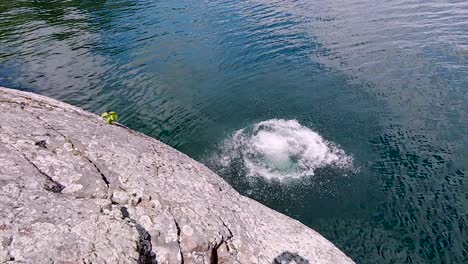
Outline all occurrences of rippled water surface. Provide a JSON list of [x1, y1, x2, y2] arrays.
[[1, 0, 467, 262]]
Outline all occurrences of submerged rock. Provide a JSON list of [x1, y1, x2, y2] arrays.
[[0, 87, 354, 264]]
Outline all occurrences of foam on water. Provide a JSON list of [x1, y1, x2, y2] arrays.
[[215, 119, 353, 181]]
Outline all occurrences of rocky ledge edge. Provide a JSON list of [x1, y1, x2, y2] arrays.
[[0, 87, 354, 264]]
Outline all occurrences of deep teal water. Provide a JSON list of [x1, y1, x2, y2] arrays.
[[0, 0, 467, 263]]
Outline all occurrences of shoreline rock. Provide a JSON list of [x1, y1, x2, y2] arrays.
[[0, 87, 354, 264]]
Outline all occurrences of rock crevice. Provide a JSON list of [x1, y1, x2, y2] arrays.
[[8, 142, 65, 194]]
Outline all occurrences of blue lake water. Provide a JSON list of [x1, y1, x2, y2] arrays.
[[0, 0, 467, 262]]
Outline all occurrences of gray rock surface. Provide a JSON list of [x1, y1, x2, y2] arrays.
[[0, 87, 354, 264]]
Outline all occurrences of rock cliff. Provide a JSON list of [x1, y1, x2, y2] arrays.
[[0, 87, 354, 264]]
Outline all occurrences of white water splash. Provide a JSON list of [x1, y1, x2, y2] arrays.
[[214, 119, 353, 181]]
